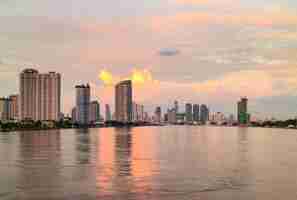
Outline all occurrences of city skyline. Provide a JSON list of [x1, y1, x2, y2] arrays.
[[1, 0, 297, 119]]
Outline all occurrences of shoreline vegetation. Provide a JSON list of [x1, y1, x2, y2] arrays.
[[1, 119, 297, 132]]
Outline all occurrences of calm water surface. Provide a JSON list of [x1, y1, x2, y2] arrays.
[[1, 126, 297, 200]]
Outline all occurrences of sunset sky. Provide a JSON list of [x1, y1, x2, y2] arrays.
[[1, 0, 297, 119]]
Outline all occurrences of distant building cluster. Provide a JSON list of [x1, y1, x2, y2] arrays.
[[0, 67, 252, 127], [161, 101, 210, 125]]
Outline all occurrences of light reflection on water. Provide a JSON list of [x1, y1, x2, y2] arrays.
[[1, 126, 297, 199]]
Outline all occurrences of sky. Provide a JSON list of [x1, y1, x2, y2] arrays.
[[1, 0, 297, 119]]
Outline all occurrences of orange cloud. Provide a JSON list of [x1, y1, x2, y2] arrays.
[[98, 68, 159, 87]]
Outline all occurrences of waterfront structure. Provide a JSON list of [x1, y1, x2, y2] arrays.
[[211, 112, 226, 125], [185, 103, 193, 122], [19, 69, 61, 121], [0, 98, 11, 121], [237, 97, 249, 125], [193, 104, 199, 122], [9, 95, 19, 120], [154, 106, 162, 123], [105, 104, 111, 121], [89, 101, 100, 124], [115, 80, 132, 123], [75, 84, 90, 125], [200, 104, 209, 124]]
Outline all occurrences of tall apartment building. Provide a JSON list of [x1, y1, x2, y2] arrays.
[[115, 80, 132, 122], [75, 84, 91, 125], [19, 69, 61, 121], [237, 97, 249, 125]]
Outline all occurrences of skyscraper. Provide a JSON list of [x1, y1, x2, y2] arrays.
[[71, 107, 77, 123], [132, 102, 144, 122], [167, 108, 177, 124], [193, 104, 199, 122], [20, 69, 61, 121], [237, 97, 249, 125], [89, 100, 100, 123], [174, 100, 179, 113], [9, 95, 19, 120], [75, 84, 90, 125], [0, 98, 11, 121], [105, 104, 111, 121], [185, 103, 193, 122], [200, 104, 209, 125], [154, 106, 162, 123], [115, 80, 132, 123]]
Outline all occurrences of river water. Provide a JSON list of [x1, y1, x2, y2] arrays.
[[1, 126, 297, 200]]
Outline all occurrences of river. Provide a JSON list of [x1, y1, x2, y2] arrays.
[[1, 126, 297, 199]]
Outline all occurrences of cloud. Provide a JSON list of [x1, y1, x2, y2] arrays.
[[174, 0, 236, 7], [158, 48, 180, 56], [98, 68, 159, 86]]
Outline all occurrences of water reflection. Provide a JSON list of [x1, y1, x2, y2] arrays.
[[114, 127, 132, 177], [2, 126, 297, 199], [75, 129, 91, 164], [17, 130, 62, 199]]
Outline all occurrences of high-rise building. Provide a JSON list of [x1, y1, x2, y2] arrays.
[[75, 84, 90, 125], [71, 107, 77, 123], [115, 80, 132, 122], [20, 69, 61, 121], [132, 102, 144, 122], [0, 98, 11, 121], [105, 104, 111, 121], [200, 104, 209, 125], [154, 106, 162, 123], [167, 108, 177, 124], [89, 101, 100, 123], [185, 103, 193, 122], [193, 104, 199, 122], [237, 97, 249, 125], [174, 100, 179, 113], [9, 95, 19, 120]]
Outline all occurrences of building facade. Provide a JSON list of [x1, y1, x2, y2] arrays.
[[200, 104, 209, 125], [174, 100, 179, 113], [105, 104, 111, 121], [75, 84, 90, 125], [20, 69, 61, 121], [132, 102, 144, 122], [9, 95, 19, 120], [71, 107, 77, 123], [154, 106, 162, 123], [237, 97, 249, 125], [115, 80, 132, 122], [89, 100, 100, 123], [167, 108, 177, 124], [193, 104, 199, 122], [185, 103, 193, 122], [0, 98, 11, 121]]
